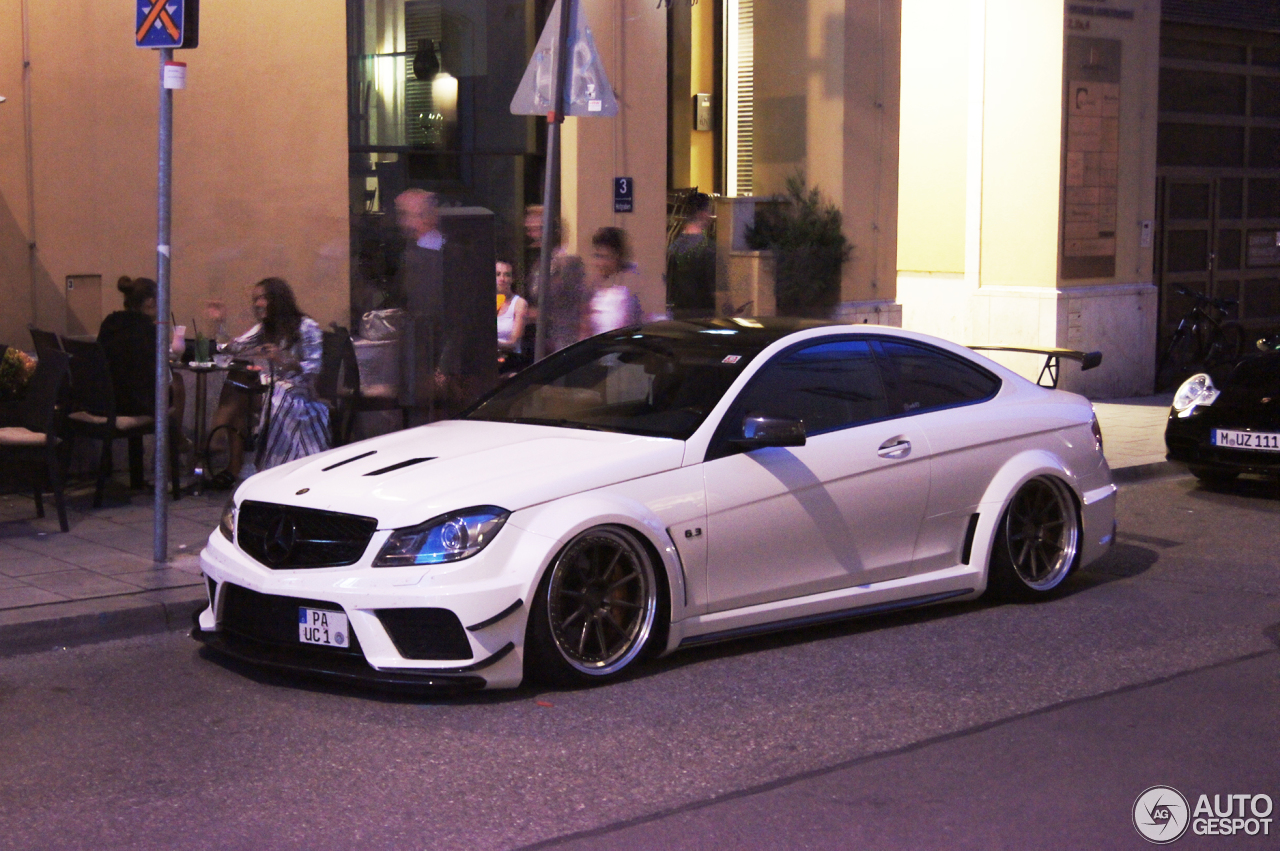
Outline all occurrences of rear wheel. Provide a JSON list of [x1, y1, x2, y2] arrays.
[[988, 476, 1081, 600], [525, 526, 661, 686]]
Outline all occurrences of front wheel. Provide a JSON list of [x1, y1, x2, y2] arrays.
[[525, 526, 661, 686], [987, 476, 1081, 600]]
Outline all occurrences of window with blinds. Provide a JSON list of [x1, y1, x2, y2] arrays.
[[727, 0, 754, 196]]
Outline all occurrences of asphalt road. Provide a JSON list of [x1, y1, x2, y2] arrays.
[[0, 473, 1276, 850]]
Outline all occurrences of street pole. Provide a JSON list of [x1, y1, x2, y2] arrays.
[[533, 0, 574, 363], [153, 47, 173, 564]]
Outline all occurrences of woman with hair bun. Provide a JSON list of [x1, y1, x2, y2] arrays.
[[97, 275, 186, 435]]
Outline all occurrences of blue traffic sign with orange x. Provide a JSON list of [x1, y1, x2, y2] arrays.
[[136, 0, 185, 48]]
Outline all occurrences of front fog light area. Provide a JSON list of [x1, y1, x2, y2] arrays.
[[374, 506, 509, 566], [1173, 373, 1220, 417]]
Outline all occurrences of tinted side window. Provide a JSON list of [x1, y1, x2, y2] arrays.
[[877, 340, 1000, 414], [731, 340, 888, 436]]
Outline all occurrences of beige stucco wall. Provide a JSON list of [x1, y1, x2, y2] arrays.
[[897, 0, 968, 276], [0, 0, 347, 346], [0, 0, 37, 349], [980, 0, 1065, 289], [1061, 0, 1160, 289], [898, 0, 1162, 396], [749, 0, 900, 308], [561, 0, 668, 320]]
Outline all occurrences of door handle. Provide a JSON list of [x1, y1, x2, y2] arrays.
[[877, 438, 911, 459]]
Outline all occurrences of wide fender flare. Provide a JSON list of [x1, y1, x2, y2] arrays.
[[968, 450, 1082, 592], [506, 493, 688, 625]]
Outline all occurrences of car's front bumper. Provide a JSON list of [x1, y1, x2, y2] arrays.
[[192, 522, 554, 690], [1165, 407, 1280, 477]]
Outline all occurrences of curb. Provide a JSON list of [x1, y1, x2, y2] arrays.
[[0, 586, 207, 658]]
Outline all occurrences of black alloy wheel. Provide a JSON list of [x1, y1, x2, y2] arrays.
[[526, 526, 660, 685], [988, 476, 1080, 599]]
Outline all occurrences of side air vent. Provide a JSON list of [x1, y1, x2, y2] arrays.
[[364, 457, 435, 476]]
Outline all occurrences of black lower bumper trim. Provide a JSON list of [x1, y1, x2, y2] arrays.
[[191, 608, 487, 692]]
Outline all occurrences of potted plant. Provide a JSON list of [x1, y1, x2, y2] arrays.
[[745, 173, 852, 317]]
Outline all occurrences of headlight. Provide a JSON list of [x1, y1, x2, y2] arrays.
[[373, 506, 509, 567], [1172, 373, 1220, 417], [218, 495, 237, 542]]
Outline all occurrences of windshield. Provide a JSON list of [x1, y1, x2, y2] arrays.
[[464, 328, 766, 439]]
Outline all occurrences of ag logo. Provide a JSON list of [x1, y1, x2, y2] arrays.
[[1134, 786, 1190, 843]]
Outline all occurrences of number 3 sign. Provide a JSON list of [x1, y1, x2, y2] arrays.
[[614, 177, 634, 213]]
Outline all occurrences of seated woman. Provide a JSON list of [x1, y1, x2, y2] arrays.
[[495, 258, 529, 373], [96, 276, 187, 453], [205, 277, 329, 487]]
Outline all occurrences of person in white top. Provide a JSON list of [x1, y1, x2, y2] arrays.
[[495, 259, 528, 371], [585, 227, 643, 338]]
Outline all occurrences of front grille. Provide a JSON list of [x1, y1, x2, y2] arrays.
[[221, 583, 363, 655], [238, 501, 378, 568], [376, 608, 472, 660]]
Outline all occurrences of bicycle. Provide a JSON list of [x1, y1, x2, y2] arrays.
[[1155, 285, 1244, 390], [203, 362, 274, 488]]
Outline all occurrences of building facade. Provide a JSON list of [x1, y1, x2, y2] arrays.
[[2, 1, 1277, 398]]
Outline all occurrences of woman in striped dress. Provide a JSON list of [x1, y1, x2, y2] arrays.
[[207, 277, 329, 485]]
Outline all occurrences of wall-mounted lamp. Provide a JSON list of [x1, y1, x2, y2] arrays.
[[0, 95, 7, 103], [413, 39, 440, 82]]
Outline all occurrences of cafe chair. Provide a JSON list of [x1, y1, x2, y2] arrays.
[[0, 348, 72, 531], [29, 326, 63, 359], [318, 326, 408, 446], [60, 337, 181, 508]]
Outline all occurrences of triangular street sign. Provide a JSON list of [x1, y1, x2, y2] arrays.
[[510, 0, 618, 117]]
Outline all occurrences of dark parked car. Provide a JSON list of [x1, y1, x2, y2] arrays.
[[1165, 347, 1280, 483]]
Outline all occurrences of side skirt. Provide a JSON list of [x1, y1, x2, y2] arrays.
[[677, 588, 974, 649]]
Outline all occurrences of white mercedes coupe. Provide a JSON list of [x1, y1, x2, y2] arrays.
[[193, 319, 1117, 691]]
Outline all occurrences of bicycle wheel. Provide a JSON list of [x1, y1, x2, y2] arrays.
[[204, 423, 243, 482], [1208, 321, 1245, 366], [1156, 326, 1200, 390]]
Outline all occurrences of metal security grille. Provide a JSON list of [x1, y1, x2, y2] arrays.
[[220, 584, 364, 655], [1156, 20, 1280, 341], [237, 501, 378, 569], [375, 608, 472, 660]]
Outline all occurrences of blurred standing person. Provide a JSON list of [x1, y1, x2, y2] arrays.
[[526, 206, 588, 355], [665, 192, 717, 319], [585, 226, 643, 338], [495, 259, 528, 372], [395, 188, 456, 420]]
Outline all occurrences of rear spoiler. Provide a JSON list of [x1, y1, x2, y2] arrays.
[[967, 346, 1102, 389]]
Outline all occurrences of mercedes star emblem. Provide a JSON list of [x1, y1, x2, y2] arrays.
[[263, 514, 297, 565]]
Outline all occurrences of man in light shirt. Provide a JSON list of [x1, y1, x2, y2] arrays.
[[395, 188, 453, 420]]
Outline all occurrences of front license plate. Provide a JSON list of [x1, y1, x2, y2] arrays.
[[298, 607, 350, 648], [1211, 429, 1280, 452]]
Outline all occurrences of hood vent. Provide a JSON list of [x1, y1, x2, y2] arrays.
[[364, 457, 436, 476], [323, 450, 376, 471]]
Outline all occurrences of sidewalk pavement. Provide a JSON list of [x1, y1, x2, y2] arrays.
[[0, 394, 1182, 657]]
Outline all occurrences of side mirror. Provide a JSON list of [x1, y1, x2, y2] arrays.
[[730, 415, 806, 449]]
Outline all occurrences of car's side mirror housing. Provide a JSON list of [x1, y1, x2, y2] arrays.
[[730, 415, 806, 450]]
